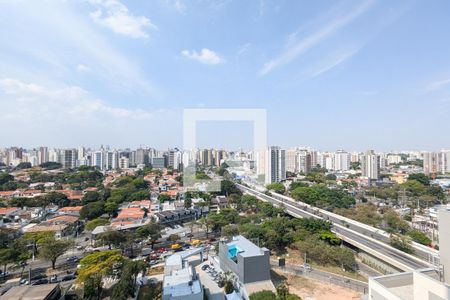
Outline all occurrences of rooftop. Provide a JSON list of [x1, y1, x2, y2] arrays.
[[226, 235, 267, 258], [0, 283, 59, 300]]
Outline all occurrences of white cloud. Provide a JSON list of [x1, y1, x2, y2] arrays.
[[0, 78, 152, 120], [164, 0, 187, 14], [311, 47, 361, 77], [0, 78, 178, 147], [259, 0, 374, 76], [237, 43, 251, 56], [76, 64, 90, 72], [0, 1, 157, 95], [89, 0, 157, 38], [181, 48, 225, 65], [425, 78, 450, 92]]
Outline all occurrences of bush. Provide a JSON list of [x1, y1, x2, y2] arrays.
[[407, 230, 431, 246], [266, 183, 286, 194], [390, 235, 415, 254], [250, 291, 277, 300], [86, 218, 110, 231]]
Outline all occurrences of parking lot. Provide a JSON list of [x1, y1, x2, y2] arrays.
[[195, 260, 224, 300]]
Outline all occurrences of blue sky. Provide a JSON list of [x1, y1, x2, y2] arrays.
[[1, 0, 450, 151]]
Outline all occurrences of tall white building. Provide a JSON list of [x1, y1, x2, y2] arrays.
[[285, 149, 298, 173], [361, 150, 379, 180], [264, 146, 286, 184], [91, 151, 104, 169], [61, 149, 77, 169], [439, 150, 450, 174], [387, 154, 402, 165], [48, 148, 59, 163], [77, 146, 86, 160], [333, 150, 350, 171], [298, 150, 311, 174], [119, 156, 130, 169], [423, 152, 440, 176], [38, 147, 49, 165]]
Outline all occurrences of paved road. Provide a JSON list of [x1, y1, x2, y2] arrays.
[[237, 184, 430, 271], [267, 190, 438, 263]]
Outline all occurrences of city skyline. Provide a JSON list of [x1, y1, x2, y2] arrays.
[[1, 1, 450, 150]]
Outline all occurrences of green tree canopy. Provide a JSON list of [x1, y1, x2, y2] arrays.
[[39, 237, 73, 269], [407, 173, 430, 186], [266, 183, 286, 194]]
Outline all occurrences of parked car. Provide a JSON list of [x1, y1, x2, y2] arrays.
[[30, 274, 47, 281], [149, 260, 159, 266], [201, 265, 210, 271], [67, 256, 80, 263], [61, 274, 76, 281], [300, 263, 312, 271], [32, 278, 49, 285]]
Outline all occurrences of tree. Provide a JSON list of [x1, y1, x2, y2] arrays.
[[350, 161, 361, 170], [86, 218, 110, 231], [43, 192, 69, 207], [15, 162, 32, 170], [77, 250, 124, 283], [111, 260, 147, 300], [266, 183, 286, 194], [136, 222, 162, 248], [0, 248, 14, 279], [158, 194, 172, 202], [291, 185, 355, 210], [80, 201, 105, 220], [83, 191, 102, 204], [289, 181, 308, 191], [249, 290, 277, 300], [39, 162, 62, 170], [83, 274, 103, 300], [0, 173, 14, 187], [24, 231, 55, 245], [276, 283, 289, 300], [222, 224, 239, 238], [390, 235, 414, 254], [408, 230, 432, 246], [184, 197, 192, 208], [104, 200, 119, 217], [99, 230, 126, 250], [408, 173, 430, 186], [325, 174, 337, 181], [167, 234, 180, 243], [199, 217, 213, 238], [39, 237, 73, 269], [401, 180, 426, 197], [305, 172, 326, 184], [224, 279, 234, 294], [221, 180, 241, 196]]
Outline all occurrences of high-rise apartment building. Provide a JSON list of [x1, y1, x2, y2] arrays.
[[199, 149, 214, 166], [334, 150, 350, 171], [361, 150, 379, 180], [91, 151, 103, 169], [264, 146, 286, 184], [423, 151, 450, 176], [119, 156, 130, 169], [423, 152, 440, 176], [38, 147, 49, 165], [298, 150, 312, 174], [135, 148, 149, 166], [285, 149, 298, 173], [61, 149, 77, 169]]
